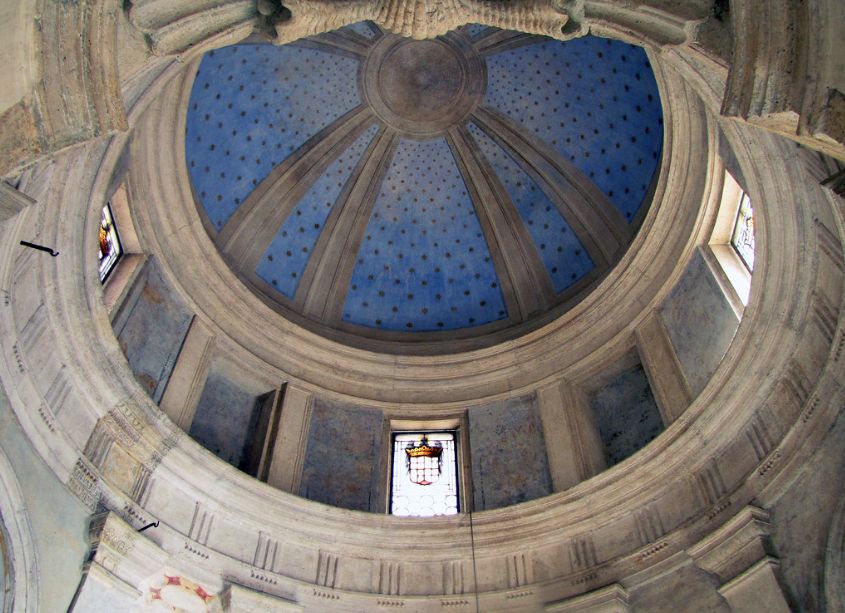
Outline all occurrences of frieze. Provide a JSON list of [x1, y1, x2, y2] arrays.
[[377, 599, 405, 607], [37, 403, 56, 433], [248, 568, 279, 586], [316, 551, 339, 589], [183, 541, 210, 559], [640, 541, 669, 560], [101, 525, 137, 557], [312, 588, 340, 600], [440, 599, 471, 607], [68, 459, 101, 511]]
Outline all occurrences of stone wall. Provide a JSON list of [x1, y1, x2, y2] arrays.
[[588, 363, 664, 466], [468, 393, 552, 510], [0, 1, 843, 611], [188, 366, 267, 470], [112, 258, 193, 403], [298, 397, 385, 512], [659, 249, 740, 396]]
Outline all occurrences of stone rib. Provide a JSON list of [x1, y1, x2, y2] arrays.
[[448, 124, 554, 321], [299, 127, 399, 322], [219, 106, 376, 272]]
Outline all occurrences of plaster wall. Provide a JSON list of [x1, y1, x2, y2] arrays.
[[588, 363, 664, 466], [298, 397, 385, 512], [112, 258, 193, 403], [188, 366, 266, 470], [0, 383, 89, 613], [767, 404, 845, 611], [658, 249, 739, 396], [0, 0, 38, 114], [468, 393, 552, 510]]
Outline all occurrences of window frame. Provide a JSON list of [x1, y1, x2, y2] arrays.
[[730, 190, 755, 272], [384, 416, 472, 516], [99, 182, 149, 317], [705, 168, 753, 315], [98, 201, 123, 283]]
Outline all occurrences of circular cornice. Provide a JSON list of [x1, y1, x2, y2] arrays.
[[130, 44, 687, 402], [184, 31, 663, 353]]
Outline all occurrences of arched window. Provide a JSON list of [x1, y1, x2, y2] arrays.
[[97, 202, 123, 282], [706, 168, 755, 310], [730, 190, 755, 272]]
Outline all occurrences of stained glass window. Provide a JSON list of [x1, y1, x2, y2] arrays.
[[730, 191, 755, 272], [98, 203, 122, 282], [390, 432, 459, 517]]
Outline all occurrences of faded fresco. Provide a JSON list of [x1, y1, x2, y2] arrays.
[[659, 250, 740, 395], [112, 258, 193, 403], [589, 363, 664, 466], [468, 393, 552, 510], [299, 397, 385, 512]]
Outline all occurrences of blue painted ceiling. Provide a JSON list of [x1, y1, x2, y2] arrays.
[[186, 23, 664, 340], [343, 137, 507, 331]]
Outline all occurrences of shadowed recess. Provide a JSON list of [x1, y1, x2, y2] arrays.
[[484, 36, 663, 222], [343, 137, 507, 331], [256, 123, 381, 299], [345, 20, 379, 39], [469, 121, 594, 293], [186, 44, 361, 230], [464, 23, 491, 39], [589, 364, 664, 466]]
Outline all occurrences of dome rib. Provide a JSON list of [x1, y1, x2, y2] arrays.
[[184, 25, 665, 348]]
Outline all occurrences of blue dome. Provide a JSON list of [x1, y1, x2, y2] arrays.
[[186, 23, 663, 349]]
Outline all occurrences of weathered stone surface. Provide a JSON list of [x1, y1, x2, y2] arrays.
[[0, 1, 843, 611]]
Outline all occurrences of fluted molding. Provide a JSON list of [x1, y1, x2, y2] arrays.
[[723, 0, 845, 160]]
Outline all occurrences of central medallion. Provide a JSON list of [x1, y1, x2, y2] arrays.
[[362, 32, 486, 138]]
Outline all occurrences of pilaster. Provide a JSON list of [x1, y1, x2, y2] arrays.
[[545, 583, 629, 612], [0, 181, 35, 222], [538, 379, 606, 491], [265, 385, 313, 494], [159, 317, 215, 432], [635, 311, 693, 425], [688, 506, 793, 612]]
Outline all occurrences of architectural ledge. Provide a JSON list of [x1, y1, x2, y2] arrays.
[[76, 512, 306, 612], [0, 181, 36, 222], [545, 583, 629, 612], [717, 557, 791, 613], [221, 584, 303, 612], [687, 505, 774, 584]]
